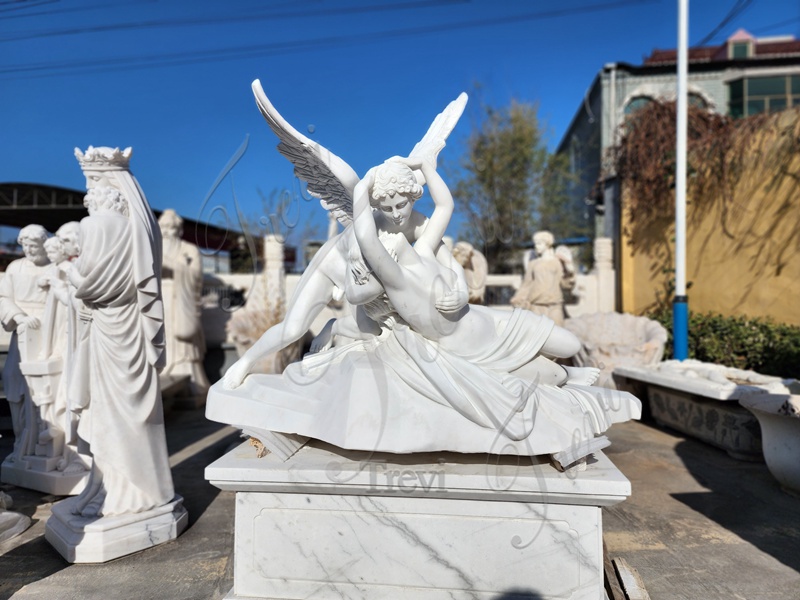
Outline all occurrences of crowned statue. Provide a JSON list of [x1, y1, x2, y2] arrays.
[[44, 146, 186, 563]]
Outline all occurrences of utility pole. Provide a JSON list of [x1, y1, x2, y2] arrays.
[[673, 0, 689, 360]]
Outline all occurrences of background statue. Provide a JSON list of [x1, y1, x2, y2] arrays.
[[38, 236, 89, 474], [0, 225, 50, 464], [55, 222, 81, 262], [452, 241, 488, 304], [511, 231, 576, 325], [158, 209, 210, 397]]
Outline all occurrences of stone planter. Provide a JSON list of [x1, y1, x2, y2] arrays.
[[739, 395, 800, 497]]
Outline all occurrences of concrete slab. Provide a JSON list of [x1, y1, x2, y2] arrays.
[[604, 420, 800, 600]]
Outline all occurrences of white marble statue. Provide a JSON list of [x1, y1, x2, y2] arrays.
[[222, 80, 470, 388], [207, 82, 641, 469], [1, 225, 50, 464], [511, 231, 576, 326], [55, 221, 81, 262], [158, 209, 210, 397], [53, 222, 85, 449], [1, 225, 91, 495], [37, 235, 91, 474], [45, 146, 186, 564], [451, 240, 488, 304]]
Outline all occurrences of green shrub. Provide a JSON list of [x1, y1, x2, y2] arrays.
[[646, 306, 800, 378]]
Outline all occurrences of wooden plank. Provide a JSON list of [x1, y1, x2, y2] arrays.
[[603, 541, 626, 600], [613, 557, 651, 600]]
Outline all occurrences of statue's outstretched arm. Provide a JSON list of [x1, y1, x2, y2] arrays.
[[222, 267, 335, 389]]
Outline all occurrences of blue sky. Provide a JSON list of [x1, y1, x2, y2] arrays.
[[0, 0, 796, 247]]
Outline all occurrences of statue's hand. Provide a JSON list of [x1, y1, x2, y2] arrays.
[[435, 288, 468, 314], [223, 358, 253, 390], [18, 315, 40, 330], [387, 155, 428, 171]]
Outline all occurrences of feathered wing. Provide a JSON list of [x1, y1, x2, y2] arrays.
[[252, 79, 360, 226], [408, 92, 468, 185]]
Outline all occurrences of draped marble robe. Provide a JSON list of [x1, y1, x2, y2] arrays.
[[0, 256, 51, 461], [71, 208, 173, 516]]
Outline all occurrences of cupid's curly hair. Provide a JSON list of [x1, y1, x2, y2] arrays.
[[370, 162, 423, 207]]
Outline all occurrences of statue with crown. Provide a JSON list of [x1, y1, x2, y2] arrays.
[[205, 79, 642, 600], [43, 145, 187, 564]]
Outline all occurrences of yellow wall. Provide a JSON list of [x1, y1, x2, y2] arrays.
[[620, 111, 800, 326]]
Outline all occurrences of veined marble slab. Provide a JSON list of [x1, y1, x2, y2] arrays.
[[208, 441, 630, 599]]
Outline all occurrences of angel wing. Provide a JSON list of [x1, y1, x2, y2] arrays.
[[251, 79, 360, 227], [408, 92, 468, 185]]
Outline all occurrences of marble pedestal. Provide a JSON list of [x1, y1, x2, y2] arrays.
[[207, 441, 631, 600], [44, 495, 188, 563]]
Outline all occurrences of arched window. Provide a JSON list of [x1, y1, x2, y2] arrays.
[[688, 93, 708, 109], [624, 96, 653, 116]]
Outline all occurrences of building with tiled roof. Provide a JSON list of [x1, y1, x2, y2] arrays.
[[557, 29, 800, 291]]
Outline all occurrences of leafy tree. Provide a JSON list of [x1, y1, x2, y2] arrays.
[[453, 99, 581, 272]]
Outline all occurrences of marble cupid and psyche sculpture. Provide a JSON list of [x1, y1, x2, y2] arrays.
[[44, 146, 187, 563], [207, 81, 641, 469]]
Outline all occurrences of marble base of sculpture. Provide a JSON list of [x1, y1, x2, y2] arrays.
[[1, 456, 89, 495], [206, 440, 631, 600], [44, 495, 188, 563]]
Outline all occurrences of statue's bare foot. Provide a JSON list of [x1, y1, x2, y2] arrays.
[[223, 359, 252, 390], [563, 366, 600, 386]]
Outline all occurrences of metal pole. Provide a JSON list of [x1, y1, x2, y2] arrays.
[[674, 0, 689, 359]]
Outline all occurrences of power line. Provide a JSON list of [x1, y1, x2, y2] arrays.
[[0, 0, 657, 79], [0, 0, 156, 20], [0, 0, 467, 42], [751, 15, 800, 36], [693, 0, 754, 47], [0, 0, 57, 15]]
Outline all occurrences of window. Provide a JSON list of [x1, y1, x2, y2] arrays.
[[731, 41, 750, 59], [728, 75, 800, 117], [688, 93, 708, 109], [624, 96, 653, 116]]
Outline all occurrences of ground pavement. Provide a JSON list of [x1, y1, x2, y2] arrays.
[[1, 407, 799, 599]]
